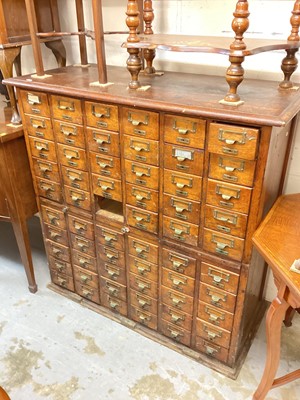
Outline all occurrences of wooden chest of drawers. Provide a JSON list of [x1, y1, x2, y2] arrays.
[[6, 65, 299, 377]]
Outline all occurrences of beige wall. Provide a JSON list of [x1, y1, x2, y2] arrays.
[[19, 0, 300, 301]]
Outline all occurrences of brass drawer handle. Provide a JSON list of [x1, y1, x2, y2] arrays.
[[97, 179, 114, 191], [169, 293, 185, 307], [137, 281, 150, 292], [105, 251, 118, 260], [80, 274, 90, 284], [173, 120, 197, 135], [49, 231, 61, 241], [52, 247, 62, 256], [130, 138, 150, 153], [128, 112, 149, 126], [168, 326, 183, 340], [78, 258, 90, 267], [168, 253, 189, 273], [40, 183, 54, 192], [30, 118, 45, 129], [135, 259, 151, 275], [54, 261, 66, 272], [105, 265, 119, 279], [205, 306, 225, 325], [63, 149, 80, 161], [213, 210, 237, 225], [27, 93, 41, 105], [37, 161, 52, 174], [172, 174, 193, 189], [132, 210, 150, 223], [131, 164, 151, 178], [35, 141, 48, 151], [218, 129, 247, 145], [61, 124, 77, 137], [108, 298, 119, 310], [82, 289, 93, 299], [218, 157, 245, 173], [206, 289, 227, 306], [215, 185, 241, 201], [203, 324, 222, 340], [205, 344, 220, 356], [208, 267, 230, 287], [92, 105, 111, 118], [137, 296, 150, 308], [77, 240, 89, 252], [57, 277, 67, 287], [47, 213, 60, 226], [73, 221, 87, 232], [93, 132, 111, 145], [67, 171, 82, 182], [107, 285, 119, 296], [57, 100, 75, 111], [132, 187, 151, 201], [103, 233, 116, 244], [170, 311, 184, 324], [71, 192, 85, 204]]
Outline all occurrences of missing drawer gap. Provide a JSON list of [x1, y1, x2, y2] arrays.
[[96, 197, 124, 223]]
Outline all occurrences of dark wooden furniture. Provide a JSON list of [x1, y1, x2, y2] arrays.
[[4, 59, 299, 376], [252, 194, 300, 399], [0, 104, 38, 292], [0, 0, 66, 123]]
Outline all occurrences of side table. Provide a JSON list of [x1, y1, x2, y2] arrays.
[[252, 194, 300, 399]]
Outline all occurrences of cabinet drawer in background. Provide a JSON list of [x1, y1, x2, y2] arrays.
[[57, 144, 87, 170], [164, 144, 204, 176], [199, 283, 236, 314], [51, 95, 82, 124], [99, 261, 126, 285], [195, 337, 229, 364], [54, 120, 85, 148], [98, 245, 125, 268], [68, 214, 94, 240], [36, 177, 63, 203], [161, 268, 195, 297], [72, 250, 97, 272], [129, 289, 158, 315], [61, 166, 90, 192], [161, 304, 193, 331], [128, 255, 158, 282], [127, 236, 158, 264], [75, 281, 100, 304], [126, 184, 158, 213], [64, 186, 91, 211], [50, 270, 74, 291], [164, 114, 206, 149], [204, 205, 248, 238], [161, 286, 193, 315], [100, 277, 127, 302], [40, 204, 66, 230], [32, 158, 60, 183], [197, 302, 234, 332], [123, 135, 159, 165], [163, 216, 199, 246], [129, 273, 158, 298], [203, 228, 244, 262], [89, 152, 121, 179], [24, 115, 53, 140], [92, 173, 122, 202], [162, 248, 196, 278], [130, 306, 158, 330], [74, 265, 99, 289], [70, 233, 96, 257], [87, 128, 120, 156], [160, 319, 191, 347], [45, 240, 71, 263], [122, 107, 159, 140], [43, 224, 68, 246], [163, 194, 200, 224], [29, 137, 57, 162], [101, 293, 127, 316], [126, 205, 158, 234], [49, 256, 72, 276], [20, 90, 50, 117], [125, 160, 159, 190], [85, 101, 119, 131], [96, 225, 124, 251], [200, 261, 239, 295], [196, 318, 231, 349], [164, 169, 202, 202]]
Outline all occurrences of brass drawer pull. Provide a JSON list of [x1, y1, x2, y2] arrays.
[[96, 156, 113, 169], [108, 297, 119, 310], [92, 105, 111, 118], [215, 184, 241, 201], [107, 284, 119, 297], [213, 210, 237, 225], [206, 288, 227, 306], [173, 120, 197, 135], [63, 149, 80, 161], [218, 129, 247, 145], [211, 234, 235, 256], [218, 157, 245, 172], [71, 191, 85, 203], [172, 147, 194, 162], [172, 174, 193, 189], [205, 306, 225, 325], [30, 117, 45, 129], [97, 179, 115, 191], [133, 240, 149, 256], [131, 164, 151, 178], [169, 310, 185, 324], [170, 198, 191, 215], [49, 231, 61, 241], [78, 258, 90, 267], [169, 273, 187, 290], [54, 261, 66, 272], [135, 259, 151, 275], [137, 295, 150, 308], [57, 100, 75, 111], [130, 138, 150, 152], [203, 324, 222, 340], [60, 125, 77, 137], [52, 247, 62, 256], [168, 326, 183, 340], [35, 141, 48, 151], [40, 183, 54, 192], [132, 187, 151, 201], [128, 112, 149, 126], [208, 267, 230, 287], [80, 274, 90, 284], [27, 93, 41, 105], [37, 161, 52, 174], [132, 210, 150, 223], [102, 231, 117, 243], [82, 289, 93, 299], [137, 280, 150, 292], [205, 343, 220, 355], [93, 132, 111, 145], [47, 212, 60, 226], [73, 221, 87, 232], [169, 293, 185, 307], [105, 265, 119, 279], [105, 250, 118, 260], [76, 238, 89, 252], [168, 253, 188, 273], [57, 277, 67, 287], [67, 170, 82, 183]]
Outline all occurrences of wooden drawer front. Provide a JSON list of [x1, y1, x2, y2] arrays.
[[162, 248, 196, 278], [164, 170, 202, 201], [128, 236, 158, 264], [122, 107, 159, 140], [199, 283, 236, 314], [208, 123, 259, 160], [100, 277, 127, 302], [129, 273, 157, 298], [49, 256, 73, 276], [32, 158, 60, 183], [50, 270, 74, 291], [126, 184, 158, 213], [92, 173, 122, 202], [43, 224, 68, 246], [51, 95, 82, 124], [61, 166, 90, 192], [20, 90, 50, 117], [195, 337, 228, 364], [74, 265, 98, 289], [204, 205, 248, 238], [209, 154, 256, 187], [96, 225, 124, 251], [68, 214, 94, 240], [163, 194, 200, 224], [161, 268, 195, 297], [64, 186, 91, 211], [126, 205, 158, 234], [160, 319, 191, 347], [101, 293, 127, 316], [36, 178, 63, 203], [129, 289, 157, 315], [130, 306, 158, 330], [196, 319, 231, 348], [124, 135, 159, 166], [87, 128, 120, 156], [206, 179, 252, 214], [29, 137, 56, 162], [201, 262, 239, 295], [90, 152, 121, 179], [163, 216, 199, 246], [75, 281, 100, 304], [72, 250, 97, 272], [198, 302, 234, 332], [41, 204, 66, 230], [164, 144, 204, 176], [161, 286, 193, 315], [24, 115, 53, 140], [54, 120, 85, 149], [161, 304, 192, 331], [85, 101, 119, 131], [57, 144, 87, 170], [46, 240, 71, 263], [99, 260, 126, 285], [203, 228, 244, 262], [98, 245, 125, 268], [164, 114, 206, 149], [70, 233, 96, 257], [125, 160, 159, 190], [128, 255, 158, 282]]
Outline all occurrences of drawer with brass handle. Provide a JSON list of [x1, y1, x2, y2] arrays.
[[125, 160, 159, 190], [64, 186, 91, 211], [196, 319, 231, 348], [96, 225, 124, 251], [36, 177, 63, 203], [161, 268, 195, 297], [204, 205, 248, 238], [197, 302, 234, 332], [164, 114, 206, 149], [101, 293, 127, 316], [126, 183, 159, 212], [29, 136, 57, 162], [203, 228, 245, 262], [160, 319, 191, 347], [200, 262, 239, 295], [164, 169, 202, 201], [128, 255, 158, 282], [62, 166, 90, 191], [161, 286, 194, 315], [199, 283, 236, 314], [129, 273, 158, 298], [51, 95, 82, 124], [124, 135, 159, 165], [85, 101, 119, 131], [50, 269, 74, 291], [100, 277, 127, 301], [74, 265, 99, 288], [20, 90, 50, 117], [32, 158, 60, 183], [195, 337, 229, 364], [209, 154, 256, 187], [164, 144, 204, 176], [161, 304, 193, 331], [126, 205, 158, 234], [40, 204, 66, 230], [206, 179, 252, 214], [54, 120, 85, 148], [162, 248, 196, 278], [87, 127, 120, 156], [130, 306, 158, 330], [74, 281, 100, 304], [128, 236, 158, 264], [208, 123, 259, 160], [72, 249, 97, 272], [98, 245, 125, 267], [163, 216, 199, 246], [68, 214, 94, 239], [57, 144, 87, 170], [99, 261, 126, 285], [122, 107, 159, 140], [163, 194, 201, 223], [24, 115, 53, 140], [45, 240, 71, 263], [49, 256, 72, 276], [70, 233, 96, 257], [129, 289, 158, 315], [90, 152, 121, 179], [92, 173, 122, 202], [43, 224, 68, 246]]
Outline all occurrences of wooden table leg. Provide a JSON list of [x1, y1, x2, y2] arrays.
[[253, 295, 289, 400]]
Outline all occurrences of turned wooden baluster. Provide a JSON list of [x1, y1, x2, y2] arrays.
[[223, 0, 250, 103], [76, 0, 89, 66], [280, 0, 300, 89], [143, 0, 156, 74], [92, 0, 107, 83], [126, 0, 142, 88]]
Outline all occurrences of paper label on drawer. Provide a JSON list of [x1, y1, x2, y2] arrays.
[[290, 259, 300, 274], [175, 149, 192, 160]]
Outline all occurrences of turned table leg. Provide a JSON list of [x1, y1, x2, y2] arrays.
[[126, 0, 142, 88]]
